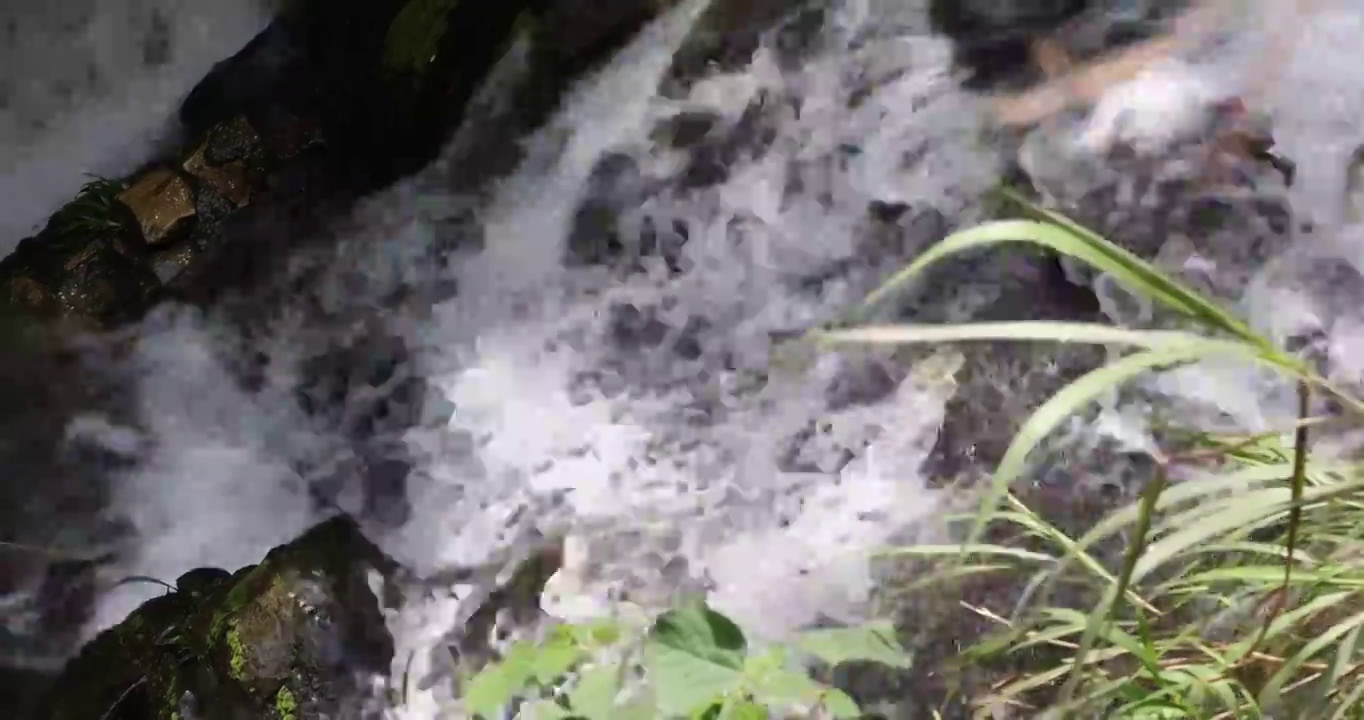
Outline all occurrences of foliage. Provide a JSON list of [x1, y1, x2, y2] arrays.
[[459, 186, 1364, 719], [460, 598, 911, 719], [48, 175, 131, 241], [810, 187, 1364, 718]]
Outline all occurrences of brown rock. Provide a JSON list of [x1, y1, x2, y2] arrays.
[[115, 169, 196, 246], [183, 144, 252, 208], [6, 276, 50, 309]]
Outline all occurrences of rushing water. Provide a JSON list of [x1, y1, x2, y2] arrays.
[[7, 0, 1364, 716], [0, 0, 275, 251]]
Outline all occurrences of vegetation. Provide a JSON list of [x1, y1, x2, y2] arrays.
[[461, 188, 1364, 719], [458, 598, 910, 718], [813, 188, 1364, 719], [47, 175, 131, 242]]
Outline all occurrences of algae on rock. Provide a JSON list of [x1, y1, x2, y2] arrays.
[[36, 516, 396, 720]]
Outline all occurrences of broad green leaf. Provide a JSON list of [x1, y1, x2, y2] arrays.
[[568, 663, 621, 718], [568, 619, 625, 648], [614, 683, 661, 720], [521, 700, 573, 720], [647, 643, 744, 716], [718, 698, 769, 720], [646, 603, 748, 717], [462, 639, 543, 717], [741, 647, 863, 718], [647, 601, 748, 670], [747, 664, 829, 708], [462, 663, 524, 718], [532, 632, 587, 684], [692, 702, 725, 719], [790, 621, 911, 669], [819, 688, 862, 719]]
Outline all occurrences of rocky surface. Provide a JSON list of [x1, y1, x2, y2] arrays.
[[0, 0, 693, 328], [34, 516, 396, 720], [0, 0, 692, 715], [28, 515, 572, 720]]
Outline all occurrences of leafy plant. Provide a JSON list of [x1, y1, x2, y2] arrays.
[[810, 188, 1364, 717], [48, 175, 132, 241], [461, 598, 911, 719]]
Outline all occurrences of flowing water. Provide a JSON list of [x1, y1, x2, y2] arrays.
[[0, 0, 275, 251], [7, 0, 1364, 716]]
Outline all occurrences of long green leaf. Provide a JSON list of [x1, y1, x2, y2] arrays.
[[815, 321, 1234, 351], [854, 217, 1262, 351], [790, 620, 912, 669], [997, 188, 1275, 348], [966, 346, 1213, 559]]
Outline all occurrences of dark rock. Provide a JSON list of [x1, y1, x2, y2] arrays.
[[0, 316, 141, 677], [0, 179, 160, 328], [664, 0, 822, 95], [35, 516, 397, 720]]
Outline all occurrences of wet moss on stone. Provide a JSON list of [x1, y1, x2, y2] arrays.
[[36, 516, 396, 720]]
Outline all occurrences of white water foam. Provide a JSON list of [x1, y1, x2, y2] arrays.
[[28, 0, 1364, 716], [0, 0, 275, 251]]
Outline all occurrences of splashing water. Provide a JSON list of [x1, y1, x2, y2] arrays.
[[0, 0, 275, 251], [11, 0, 1364, 716]]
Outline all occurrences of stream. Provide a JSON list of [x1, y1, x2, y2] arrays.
[[6, 0, 1364, 717]]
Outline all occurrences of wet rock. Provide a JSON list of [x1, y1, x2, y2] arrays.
[[181, 117, 262, 209], [0, 181, 159, 327], [35, 516, 396, 720], [665, 0, 821, 94], [650, 110, 721, 149], [536, 0, 679, 72], [1, 100, 328, 324], [116, 169, 197, 247], [0, 316, 146, 687], [1344, 145, 1364, 224]]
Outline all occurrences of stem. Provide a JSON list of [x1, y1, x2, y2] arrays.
[[1057, 464, 1169, 714]]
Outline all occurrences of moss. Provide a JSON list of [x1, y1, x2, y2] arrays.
[[207, 563, 270, 641], [274, 686, 298, 720], [227, 626, 247, 681], [383, 0, 460, 76], [39, 517, 396, 718]]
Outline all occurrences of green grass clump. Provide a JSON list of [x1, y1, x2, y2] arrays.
[[817, 188, 1364, 719], [48, 175, 132, 241]]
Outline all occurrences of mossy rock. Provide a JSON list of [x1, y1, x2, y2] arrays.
[[0, 178, 160, 327], [37, 516, 397, 720]]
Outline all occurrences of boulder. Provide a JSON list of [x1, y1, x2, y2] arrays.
[[35, 516, 397, 720]]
